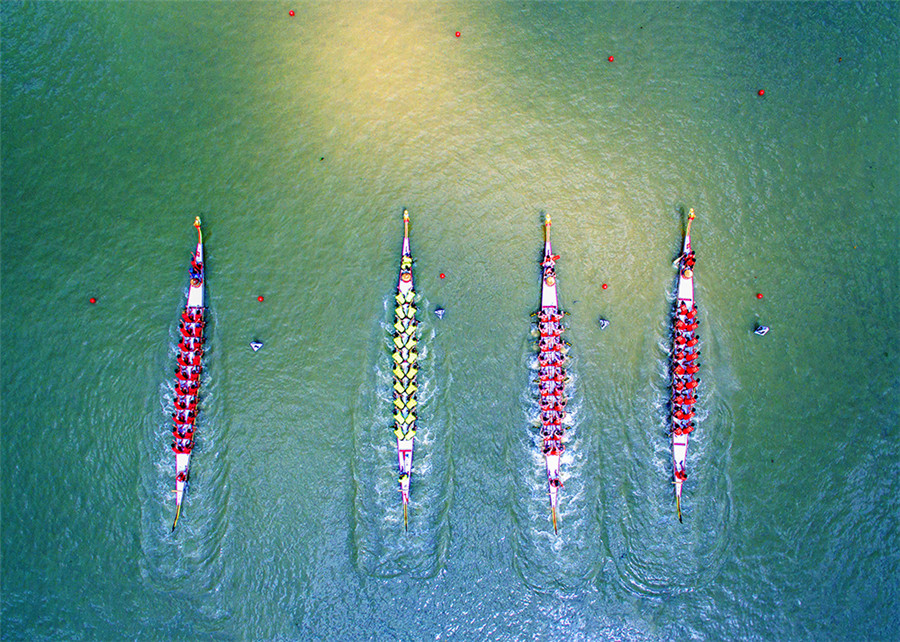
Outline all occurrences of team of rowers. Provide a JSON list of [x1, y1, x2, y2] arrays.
[[172, 297, 204, 455], [537, 309, 568, 449], [672, 251, 699, 482], [537, 264, 568, 481], [392, 280, 418, 445], [393, 259, 418, 493]]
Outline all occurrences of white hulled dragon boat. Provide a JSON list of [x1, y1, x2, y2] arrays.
[[391, 209, 418, 530], [171, 217, 205, 531], [535, 214, 568, 533], [670, 209, 699, 522]]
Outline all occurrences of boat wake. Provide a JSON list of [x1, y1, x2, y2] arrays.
[[350, 298, 451, 579], [137, 312, 230, 608], [510, 344, 600, 592], [603, 314, 735, 596]]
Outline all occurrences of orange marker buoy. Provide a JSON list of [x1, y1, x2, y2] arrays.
[[289, 10, 295, 17], [258, 295, 265, 302], [758, 89, 765, 96], [602, 283, 608, 290], [756, 293, 763, 299], [440, 273, 445, 279], [608, 55, 614, 62], [455, 31, 461, 38], [89, 297, 97, 304]]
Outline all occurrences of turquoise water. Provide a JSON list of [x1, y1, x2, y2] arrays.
[[2, 2, 898, 639]]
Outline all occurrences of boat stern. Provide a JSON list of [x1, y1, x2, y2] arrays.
[[397, 443, 412, 511], [672, 434, 688, 518], [393, 420, 415, 505], [545, 452, 561, 506], [399, 480, 410, 505], [175, 453, 191, 503]]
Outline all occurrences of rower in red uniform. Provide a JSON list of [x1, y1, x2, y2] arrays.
[[173, 426, 194, 440]]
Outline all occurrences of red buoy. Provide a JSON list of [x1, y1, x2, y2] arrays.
[[756, 293, 763, 299], [439, 273, 445, 279], [757, 89, 765, 96], [602, 283, 608, 290], [455, 31, 461, 38], [289, 10, 295, 17], [89, 297, 97, 304], [608, 55, 614, 62], [258, 295, 265, 302]]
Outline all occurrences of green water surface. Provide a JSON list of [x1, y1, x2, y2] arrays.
[[2, 2, 898, 639]]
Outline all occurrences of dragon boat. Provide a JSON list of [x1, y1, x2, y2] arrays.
[[535, 214, 568, 533], [171, 217, 205, 531], [671, 209, 699, 522], [391, 209, 418, 530]]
